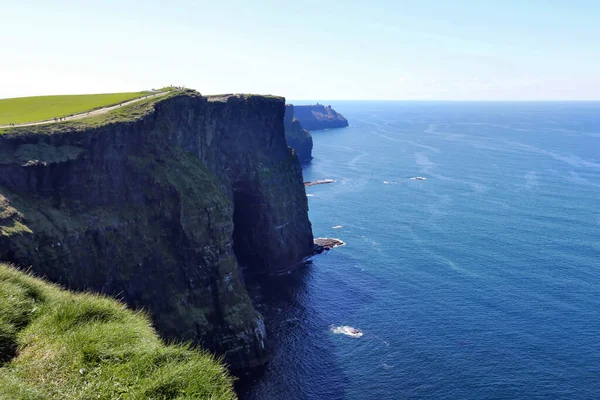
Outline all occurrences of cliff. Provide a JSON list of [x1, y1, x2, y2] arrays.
[[292, 104, 349, 131], [0, 90, 314, 370], [284, 105, 313, 163], [0, 263, 235, 399]]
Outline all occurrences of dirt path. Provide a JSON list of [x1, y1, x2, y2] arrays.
[[0, 91, 170, 129]]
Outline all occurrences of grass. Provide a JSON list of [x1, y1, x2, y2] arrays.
[[0, 92, 154, 125], [0, 263, 236, 400], [0, 90, 193, 136]]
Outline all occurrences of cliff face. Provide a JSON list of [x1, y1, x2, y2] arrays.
[[292, 104, 349, 131], [0, 91, 314, 370], [284, 105, 313, 163]]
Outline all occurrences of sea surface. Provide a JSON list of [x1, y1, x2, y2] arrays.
[[240, 102, 600, 399]]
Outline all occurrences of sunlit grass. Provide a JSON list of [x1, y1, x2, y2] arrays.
[[0, 92, 152, 125], [0, 263, 236, 400]]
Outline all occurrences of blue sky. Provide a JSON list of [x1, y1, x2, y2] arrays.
[[2, 0, 599, 100]]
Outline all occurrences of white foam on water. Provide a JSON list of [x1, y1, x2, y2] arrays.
[[330, 325, 363, 338]]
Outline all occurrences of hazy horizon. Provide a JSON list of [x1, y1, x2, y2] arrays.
[[3, 0, 600, 101]]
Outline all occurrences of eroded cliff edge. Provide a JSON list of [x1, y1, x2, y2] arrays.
[[0, 91, 314, 370]]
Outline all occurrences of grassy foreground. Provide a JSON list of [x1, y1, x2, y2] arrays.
[[0, 263, 236, 400], [0, 92, 152, 125]]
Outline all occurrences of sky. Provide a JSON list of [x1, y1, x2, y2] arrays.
[[2, 0, 600, 100]]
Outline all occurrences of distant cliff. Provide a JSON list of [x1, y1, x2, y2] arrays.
[[292, 104, 349, 131], [0, 90, 314, 370], [284, 105, 313, 163]]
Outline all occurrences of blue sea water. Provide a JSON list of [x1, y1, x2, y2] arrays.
[[241, 102, 600, 399]]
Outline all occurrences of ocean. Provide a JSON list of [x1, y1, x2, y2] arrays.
[[240, 101, 600, 399]]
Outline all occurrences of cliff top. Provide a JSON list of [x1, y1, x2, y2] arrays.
[[0, 89, 191, 136], [207, 93, 284, 102], [0, 263, 236, 399], [0, 89, 285, 137]]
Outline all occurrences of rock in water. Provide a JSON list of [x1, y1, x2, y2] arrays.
[[304, 179, 335, 187], [314, 237, 346, 252], [0, 90, 314, 370]]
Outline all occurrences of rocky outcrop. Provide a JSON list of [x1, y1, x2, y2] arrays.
[[314, 238, 346, 251], [284, 105, 313, 163], [304, 179, 335, 187], [292, 104, 349, 131], [0, 91, 314, 370]]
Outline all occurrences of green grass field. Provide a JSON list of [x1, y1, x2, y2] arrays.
[[0, 263, 236, 400], [0, 92, 153, 125], [0, 89, 193, 136]]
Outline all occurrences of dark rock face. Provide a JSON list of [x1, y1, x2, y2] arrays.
[[284, 105, 313, 163], [0, 92, 314, 370], [292, 104, 349, 131]]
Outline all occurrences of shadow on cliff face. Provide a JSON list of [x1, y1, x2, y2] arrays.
[[232, 186, 263, 269], [235, 262, 350, 400]]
